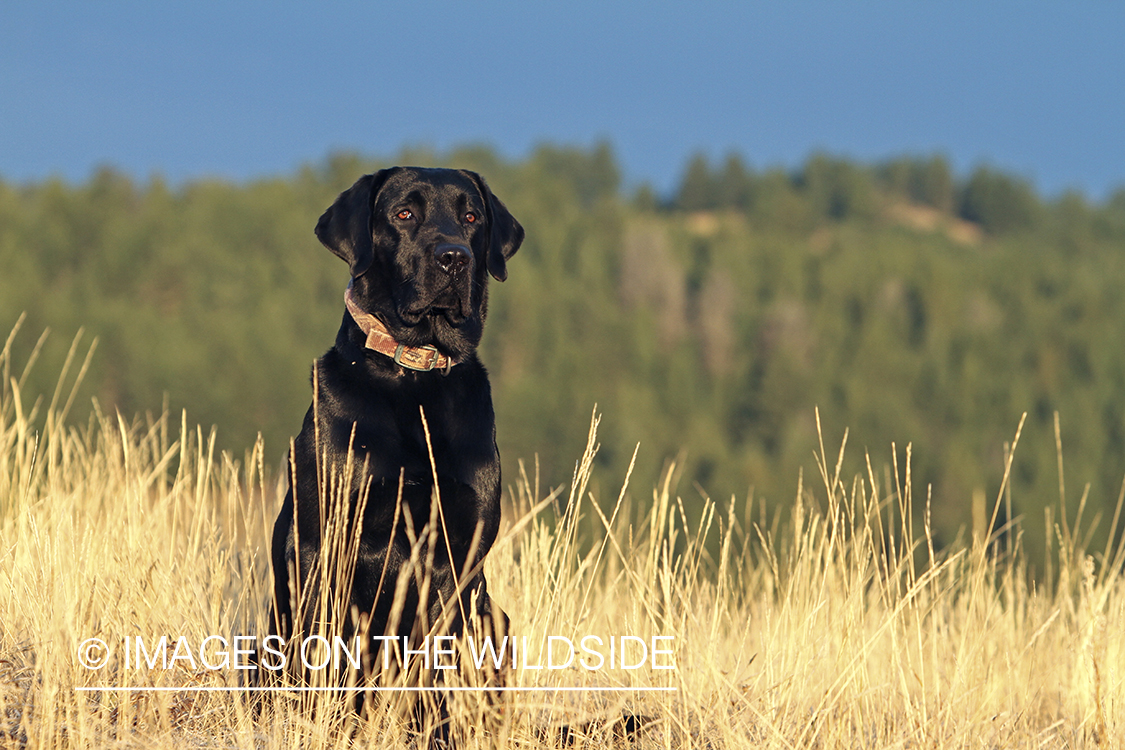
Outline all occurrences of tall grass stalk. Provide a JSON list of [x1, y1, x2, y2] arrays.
[[1, 322, 1122, 748]]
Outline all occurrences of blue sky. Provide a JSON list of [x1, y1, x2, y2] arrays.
[[3, 2, 1123, 198]]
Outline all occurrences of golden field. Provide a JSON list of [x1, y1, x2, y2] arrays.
[[1, 320, 1121, 748]]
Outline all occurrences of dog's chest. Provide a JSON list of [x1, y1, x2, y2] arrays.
[[333, 373, 492, 480]]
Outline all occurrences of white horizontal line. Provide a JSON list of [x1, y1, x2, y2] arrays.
[[76, 686, 677, 693]]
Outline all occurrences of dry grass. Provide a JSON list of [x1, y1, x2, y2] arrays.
[[1, 317, 1122, 748]]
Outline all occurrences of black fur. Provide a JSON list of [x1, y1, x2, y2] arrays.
[[268, 168, 522, 718]]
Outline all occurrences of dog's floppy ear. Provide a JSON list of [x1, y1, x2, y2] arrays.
[[315, 169, 394, 278], [469, 172, 524, 282]]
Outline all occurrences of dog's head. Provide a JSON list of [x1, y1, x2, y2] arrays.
[[315, 167, 523, 360]]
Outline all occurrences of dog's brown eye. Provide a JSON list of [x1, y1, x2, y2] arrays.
[[396, 209, 413, 221], [465, 212, 477, 224]]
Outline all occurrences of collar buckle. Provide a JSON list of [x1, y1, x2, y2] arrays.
[[393, 343, 440, 372]]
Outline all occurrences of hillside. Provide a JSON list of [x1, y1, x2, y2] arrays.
[[2, 144, 1125, 568]]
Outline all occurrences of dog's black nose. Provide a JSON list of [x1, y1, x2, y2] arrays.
[[434, 243, 471, 274]]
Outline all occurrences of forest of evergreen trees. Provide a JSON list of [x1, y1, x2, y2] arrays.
[[3, 143, 1125, 569]]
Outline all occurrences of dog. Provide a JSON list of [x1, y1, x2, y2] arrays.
[[267, 167, 522, 739]]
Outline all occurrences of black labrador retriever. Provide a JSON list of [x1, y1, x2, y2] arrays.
[[267, 167, 522, 729]]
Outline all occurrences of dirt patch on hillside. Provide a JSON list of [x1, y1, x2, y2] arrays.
[[887, 202, 982, 246]]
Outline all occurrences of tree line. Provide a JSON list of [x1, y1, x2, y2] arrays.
[[2, 143, 1124, 571]]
